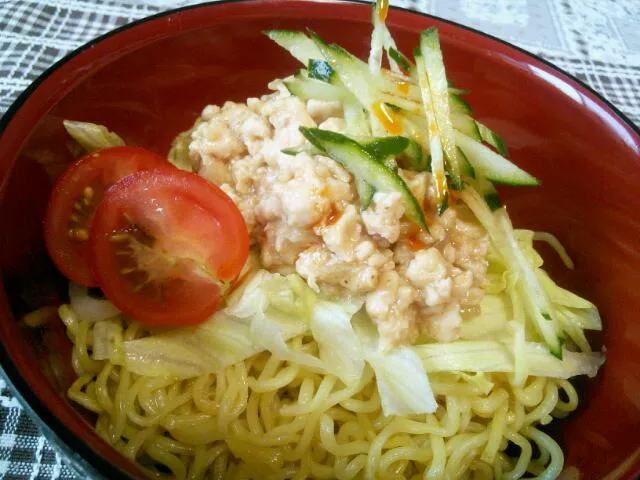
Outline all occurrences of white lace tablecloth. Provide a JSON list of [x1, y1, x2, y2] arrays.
[[0, 0, 638, 478]]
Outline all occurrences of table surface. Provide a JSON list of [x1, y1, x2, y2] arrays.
[[0, 0, 639, 478]]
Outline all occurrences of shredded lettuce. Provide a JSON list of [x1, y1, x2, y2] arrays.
[[92, 319, 123, 361], [250, 308, 326, 372], [121, 271, 312, 377], [354, 313, 437, 415], [533, 231, 574, 269], [63, 120, 124, 152], [121, 314, 263, 377], [167, 127, 196, 172], [120, 271, 363, 382], [414, 341, 604, 379], [459, 294, 509, 340], [459, 187, 563, 357], [311, 299, 365, 385], [69, 284, 120, 323]]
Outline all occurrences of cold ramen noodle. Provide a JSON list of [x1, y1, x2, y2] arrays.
[[33, 2, 604, 479]]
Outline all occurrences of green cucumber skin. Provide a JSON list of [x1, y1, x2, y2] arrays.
[[362, 136, 410, 159], [300, 127, 428, 231], [476, 121, 509, 157], [455, 146, 475, 179], [264, 30, 322, 66], [449, 94, 472, 114], [437, 191, 449, 216], [399, 139, 428, 172], [308, 59, 334, 82], [388, 47, 413, 74], [455, 131, 540, 187], [452, 114, 482, 142], [484, 192, 503, 211], [284, 78, 346, 102], [356, 178, 376, 210]]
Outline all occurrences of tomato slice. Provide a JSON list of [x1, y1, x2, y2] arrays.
[[44, 147, 168, 286], [89, 169, 249, 326]]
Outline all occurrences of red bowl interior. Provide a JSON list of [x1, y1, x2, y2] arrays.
[[0, 1, 639, 478]]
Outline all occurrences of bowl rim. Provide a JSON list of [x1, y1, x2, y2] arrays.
[[0, 0, 638, 478]]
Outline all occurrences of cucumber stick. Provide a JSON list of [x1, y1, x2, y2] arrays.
[[267, 30, 472, 118], [308, 59, 334, 82], [417, 28, 463, 188], [468, 176, 502, 211], [459, 187, 561, 357], [388, 47, 414, 76], [265, 30, 323, 65], [496, 210, 563, 358], [368, 0, 386, 75], [415, 49, 448, 203], [476, 121, 509, 156], [284, 77, 348, 102], [455, 131, 539, 186], [356, 178, 375, 210], [452, 113, 482, 141], [361, 136, 409, 159], [300, 127, 427, 230], [309, 33, 384, 134], [456, 146, 475, 179], [400, 138, 428, 171]]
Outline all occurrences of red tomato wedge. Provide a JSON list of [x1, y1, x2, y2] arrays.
[[89, 169, 249, 326], [44, 147, 168, 286]]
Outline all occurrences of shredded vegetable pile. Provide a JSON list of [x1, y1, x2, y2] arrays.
[[29, 2, 606, 479]]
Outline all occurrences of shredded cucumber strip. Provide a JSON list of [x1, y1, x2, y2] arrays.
[[415, 49, 448, 203], [459, 187, 563, 357], [414, 341, 603, 378], [417, 28, 463, 185], [265, 30, 323, 65], [455, 131, 539, 186], [300, 127, 427, 230]]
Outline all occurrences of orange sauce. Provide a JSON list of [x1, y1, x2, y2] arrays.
[[314, 204, 342, 228], [377, 0, 389, 21], [393, 79, 410, 95], [434, 170, 448, 203], [325, 204, 342, 226], [403, 225, 427, 252], [372, 101, 403, 135]]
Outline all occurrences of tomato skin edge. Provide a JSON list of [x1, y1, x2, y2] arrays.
[[43, 147, 170, 287]]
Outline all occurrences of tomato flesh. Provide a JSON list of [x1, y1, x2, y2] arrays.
[[44, 147, 168, 286], [89, 169, 249, 326]]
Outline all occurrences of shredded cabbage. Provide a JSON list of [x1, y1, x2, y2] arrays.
[[533, 231, 575, 269], [122, 314, 262, 377], [69, 284, 120, 323], [459, 294, 508, 339], [92, 319, 123, 361], [167, 127, 196, 172], [122, 271, 312, 377], [414, 341, 604, 379], [353, 313, 437, 415], [63, 120, 124, 152], [311, 299, 365, 385], [100, 263, 601, 415], [459, 187, 563, 357]]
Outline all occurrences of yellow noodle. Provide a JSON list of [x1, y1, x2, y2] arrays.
[[481, 397, 509, 463], [68, 374, 102, 413], [524, 381, 558, 425], [62, 312, 584, 480], [554, 379, 579, 413], [424, 434, 446, 480]]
